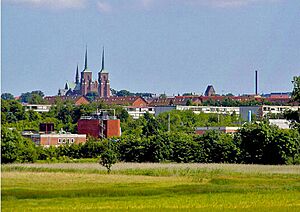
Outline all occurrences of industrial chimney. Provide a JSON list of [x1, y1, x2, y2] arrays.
[[255, 70, 258, 95]]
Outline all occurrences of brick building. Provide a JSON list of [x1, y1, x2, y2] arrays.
[[44, 95, 89, 106], [148, 96, 201, 106], [78, 111, 121, 138], [195, 127, 239, 135], [94, 96, 148, 107], [34, 133, 86, 147], [22, 123, 86, 147]]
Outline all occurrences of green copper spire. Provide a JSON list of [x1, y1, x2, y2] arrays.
[[101, 46, 105, 71]]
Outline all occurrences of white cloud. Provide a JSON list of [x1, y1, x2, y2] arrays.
[[4, 0, 86, 9], [135, 0, 281, 9], [97, 1, 112, 13], [3, 0, 282, 11], [191, 0, 281, 8]]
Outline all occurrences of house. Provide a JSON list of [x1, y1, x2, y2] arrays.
[[44, 95, 90, 106], [22, 103, 52, 112], [148, 96, 201, 106], [195, 127, 239, 135], [94, 96, 148, 107], [124, 106, 155, 119]]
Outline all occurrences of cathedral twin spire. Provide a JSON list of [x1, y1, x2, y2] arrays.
[[76, 46, 106, 84]]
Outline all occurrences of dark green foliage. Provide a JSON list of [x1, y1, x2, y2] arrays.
[[20, 90, 45, 104], [117, 135, 146, 162], [237, 122, 300, 164], [1, 127, 37, 163], [86, 92, 98, 102], [200, 131, 239, 163], [142, 112, 163, 137], [99, 141, 118, 173], [80, 138, 107, 158], [171, 133, 198, 163], [1, 93, 14, 100], [115, 89, 134, 97], [1, 100, 27, 123]]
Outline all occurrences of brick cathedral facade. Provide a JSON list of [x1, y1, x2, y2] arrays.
[[58, 48, 110, 98]]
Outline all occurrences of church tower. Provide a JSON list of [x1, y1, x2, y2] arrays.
[[98, 47, 110, 97], [80, 47, 93, 96]]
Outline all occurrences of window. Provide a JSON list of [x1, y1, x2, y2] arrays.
[[58, 138, 61, 144], [62, 139, 66, 144], [71, 138, 75, 143]]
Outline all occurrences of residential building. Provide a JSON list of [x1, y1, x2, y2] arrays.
[[44, 95, 89, 106], [148, 96, 201, 106], [261, 105, 300, 117], [94, 96, 148, 107], [124, 106, 155, 119], [176, 105, 240, 115], [195, 127, 239, 135], [23, 103, 52, 113], [269, 119, 291, 129]]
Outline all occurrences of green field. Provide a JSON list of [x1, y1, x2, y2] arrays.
[[2, 163, 300, 211]]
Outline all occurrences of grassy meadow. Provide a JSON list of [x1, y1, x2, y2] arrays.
[[2, 163, 300, 211]]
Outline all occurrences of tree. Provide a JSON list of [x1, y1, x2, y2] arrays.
[[1, 93, 14, 100], [86, 91, 98, 102], [116, 90, 134, 97], [284, 76, 300, 131], [292, 76, 300, 103], [142, 112, 162, 137], [1, 127, 38, 163], [186, 99, 193, 106], [20, 90, 45, 103], [237, 122, 299, 164], [99, 145, 117, 173], [159, 93, 167, 98]]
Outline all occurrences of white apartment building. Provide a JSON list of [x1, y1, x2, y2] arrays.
[[124, 106, 155, 119]]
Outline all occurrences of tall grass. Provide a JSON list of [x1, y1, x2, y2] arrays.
[[2, 167, 300, 211], [2, 162, 300, 175]]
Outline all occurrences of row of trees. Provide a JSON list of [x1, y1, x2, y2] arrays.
[[2, 122, 299, 165]]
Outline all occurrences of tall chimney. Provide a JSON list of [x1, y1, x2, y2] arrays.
[[255, 70, 258, 95]]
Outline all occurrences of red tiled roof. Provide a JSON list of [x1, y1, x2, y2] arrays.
[[148, 96, 201, 106], [44, 96, 88, 105], [94, 96, 148, 106]]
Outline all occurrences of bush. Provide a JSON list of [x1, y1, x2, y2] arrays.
[[1, 127, 38, 163]]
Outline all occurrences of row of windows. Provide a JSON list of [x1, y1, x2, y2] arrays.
[[58, 138, 75, 144]]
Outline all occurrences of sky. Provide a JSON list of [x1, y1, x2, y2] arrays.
[[2, 0, 300, 96]]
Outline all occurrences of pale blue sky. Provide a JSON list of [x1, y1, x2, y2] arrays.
[[2, 0, 300, 96]]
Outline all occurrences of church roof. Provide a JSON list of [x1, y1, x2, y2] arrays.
[[100, 69, 109, 74]]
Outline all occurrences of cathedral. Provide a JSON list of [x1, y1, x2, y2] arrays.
[[58, 47, 110, 98]]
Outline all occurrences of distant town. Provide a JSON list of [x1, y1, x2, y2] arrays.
[[2, 47, 299, 148]]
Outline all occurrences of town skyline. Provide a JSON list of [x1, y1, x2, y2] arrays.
[[2, 0, 300, 96]]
